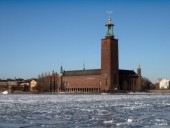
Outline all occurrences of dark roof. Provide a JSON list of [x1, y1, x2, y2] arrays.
[[63, 69, 101, 76], [63, 69, 138, 77], [119, 69, 138, 76]]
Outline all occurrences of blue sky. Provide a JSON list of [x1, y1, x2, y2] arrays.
[[0, 0, 170, 82]]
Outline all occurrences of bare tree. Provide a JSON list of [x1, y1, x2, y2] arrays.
[[141, 77, 153, 91]]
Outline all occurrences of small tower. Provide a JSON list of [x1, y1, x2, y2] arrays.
[[137, 65, 142, 91], [137, 65, 141, 76], [60, 66, 63, 74]]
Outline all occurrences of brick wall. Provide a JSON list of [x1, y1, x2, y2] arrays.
[[62, 75, 101, 93]]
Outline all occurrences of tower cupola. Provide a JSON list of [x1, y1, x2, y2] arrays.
[[105, 16, 114, 38]]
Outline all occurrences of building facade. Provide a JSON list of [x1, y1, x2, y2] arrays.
[[37, 16, 141, 93], [159, 79, 170, 89]]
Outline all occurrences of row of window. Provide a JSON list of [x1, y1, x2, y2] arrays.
[[63, 81, 100, 86], [64, 88, 100, 92]]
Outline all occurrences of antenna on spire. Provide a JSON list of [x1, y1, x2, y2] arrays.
[[106, 11, 112, 17], [83, 63, 85, 70]]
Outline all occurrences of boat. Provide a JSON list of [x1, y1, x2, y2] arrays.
[[2, 90, 8, 94]]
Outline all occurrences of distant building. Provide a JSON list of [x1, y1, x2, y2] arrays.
[[0, 80, 18, 93], [30, 79, 37, 92], [0, 78, 38, 93], [0, 81, 8, 92], [159, 79, 170, 89], [37, 16, 142, 93], [20, 82, 29, 92]]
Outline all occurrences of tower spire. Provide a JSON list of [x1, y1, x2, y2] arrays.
[[105, 11, 114, 38]]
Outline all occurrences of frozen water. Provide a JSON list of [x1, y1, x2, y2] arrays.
[[0, 94, 170, 127]]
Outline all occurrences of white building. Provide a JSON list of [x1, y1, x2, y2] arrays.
[[30, 80, 37, 92], [159, 79, 170, 89]]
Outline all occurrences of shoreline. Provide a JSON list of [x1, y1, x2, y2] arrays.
[[2, 90, 170, 95]]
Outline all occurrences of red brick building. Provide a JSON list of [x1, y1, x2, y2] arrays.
[[38, 16, 141, 93]]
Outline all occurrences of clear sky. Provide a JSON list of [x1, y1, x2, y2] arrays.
[[0, 0, 170, 82]]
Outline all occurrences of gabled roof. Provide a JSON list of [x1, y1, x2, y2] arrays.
[[63, 69, 101, 76]]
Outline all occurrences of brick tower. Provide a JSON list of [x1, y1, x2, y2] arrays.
[[101, 16, 119, 92]]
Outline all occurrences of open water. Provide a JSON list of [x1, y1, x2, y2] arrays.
[[0, 94, 170, 128]]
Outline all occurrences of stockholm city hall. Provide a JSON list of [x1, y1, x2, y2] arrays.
[[37, 16, 142, 93]]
